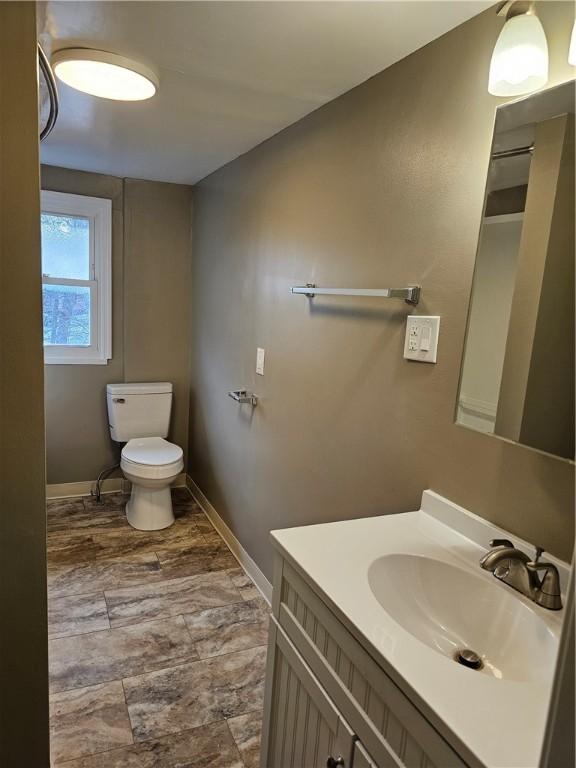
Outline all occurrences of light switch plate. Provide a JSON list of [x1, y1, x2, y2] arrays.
[[404, 316, 440, 363], [256, 347, 265, 375]]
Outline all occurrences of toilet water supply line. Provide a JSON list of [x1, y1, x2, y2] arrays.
[[91, 463, 121, 503]]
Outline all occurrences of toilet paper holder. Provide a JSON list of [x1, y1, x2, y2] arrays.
[[228, 389, 258, 407]]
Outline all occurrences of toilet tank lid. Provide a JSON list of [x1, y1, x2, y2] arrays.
[[107, 382, 172, 395]]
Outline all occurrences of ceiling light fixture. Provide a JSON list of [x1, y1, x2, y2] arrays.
[[51, 49, 158, 101], [488, 1, 548, 97], [569, 20, 576, 65]]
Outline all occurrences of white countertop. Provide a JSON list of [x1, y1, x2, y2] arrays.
[[271, 490, 568, 768]]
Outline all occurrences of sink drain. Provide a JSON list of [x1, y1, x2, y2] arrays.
[[454, 648, 483, 670]]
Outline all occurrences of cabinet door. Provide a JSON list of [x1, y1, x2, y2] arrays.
[[262, 617, 355, 768], [352, 740, 380, 768], [277, 560, 468, 768]]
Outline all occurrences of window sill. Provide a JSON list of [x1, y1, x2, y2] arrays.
[[44, 357, 110, 366]]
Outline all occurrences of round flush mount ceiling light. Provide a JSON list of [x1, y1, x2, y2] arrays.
[[52, 49, 158, 101], [569, 21, 576, 66], [488, 4, 548, 97]]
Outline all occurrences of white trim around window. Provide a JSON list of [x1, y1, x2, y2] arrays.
[[41, 190, 112, 365]]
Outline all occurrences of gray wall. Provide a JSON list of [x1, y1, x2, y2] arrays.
[[0, 2, 49, 763], [41, 168, 193, 484], [124, 179, 193, 458], [188, 1, 575, 580], [41, 167, 125, 483]]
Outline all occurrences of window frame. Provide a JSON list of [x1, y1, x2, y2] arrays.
[[41, 190, 112, 365]]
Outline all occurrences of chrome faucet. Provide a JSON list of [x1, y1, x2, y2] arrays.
[[480, 539, 562, 611]]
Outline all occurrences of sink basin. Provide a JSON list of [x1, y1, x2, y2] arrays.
[[368, 554, 558, 682], [273, 495, 569, 768]]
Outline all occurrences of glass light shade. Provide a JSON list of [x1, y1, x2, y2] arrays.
[[569, 20, 576, 66], [52, 49, 158, 101], [488, 14, 549, 96]]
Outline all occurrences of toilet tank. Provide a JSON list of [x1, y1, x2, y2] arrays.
[[107, 382, 173, 442]]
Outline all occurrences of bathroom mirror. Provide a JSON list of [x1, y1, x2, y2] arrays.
[[457, 81, 575, 461]]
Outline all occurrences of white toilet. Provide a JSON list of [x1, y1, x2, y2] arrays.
[[106, 382, 183, 530]]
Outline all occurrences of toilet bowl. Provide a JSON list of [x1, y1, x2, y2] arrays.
[[121, 437, 183, 530]]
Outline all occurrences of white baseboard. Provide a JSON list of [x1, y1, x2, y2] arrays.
[[47, 472, 187, 500], [186, 475, 273, 605]]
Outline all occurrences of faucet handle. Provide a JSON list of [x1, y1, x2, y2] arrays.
[[525, 559, 562, 610], [532, 545, 544, 563], [527, 560, 552, 572], [527, 547, 547, 569], [489, 538, 514, 548]]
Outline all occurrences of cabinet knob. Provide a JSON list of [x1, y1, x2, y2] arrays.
[[326, 757, 345, 768]]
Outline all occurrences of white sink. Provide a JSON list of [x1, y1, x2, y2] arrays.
[[271, 491, 567, 768], [368, 553, 558, 682]]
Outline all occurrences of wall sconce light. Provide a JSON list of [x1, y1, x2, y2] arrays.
[[489, 1, 548, 96]]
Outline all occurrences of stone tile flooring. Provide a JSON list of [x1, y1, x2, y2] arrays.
[[47, 488, 268, 767]]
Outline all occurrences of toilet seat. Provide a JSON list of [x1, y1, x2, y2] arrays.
[[122, 437, 183, 465], [121, 437, 183, 480]]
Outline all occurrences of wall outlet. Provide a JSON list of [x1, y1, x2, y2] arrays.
[[404, 316, 440, 363], [256, 347, 265, 375]]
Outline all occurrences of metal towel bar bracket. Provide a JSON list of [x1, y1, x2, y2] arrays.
[[290, 283, 421, 306], [228, 389, 258, 406]]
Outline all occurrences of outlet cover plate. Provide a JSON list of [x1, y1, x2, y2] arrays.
[[404, 316, 440, 363]]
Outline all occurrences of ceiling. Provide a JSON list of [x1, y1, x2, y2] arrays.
[[39, 1, 490, 185]]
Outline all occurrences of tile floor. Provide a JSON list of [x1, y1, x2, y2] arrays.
[[47, 487, 268, 768]]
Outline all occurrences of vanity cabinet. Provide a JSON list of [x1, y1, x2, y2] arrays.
[[263, 619, 355, 768], [261, 554, 469, 768], [352, 740, 378, 768]]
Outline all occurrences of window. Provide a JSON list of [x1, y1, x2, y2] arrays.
[[41, 191, 112, 364]]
